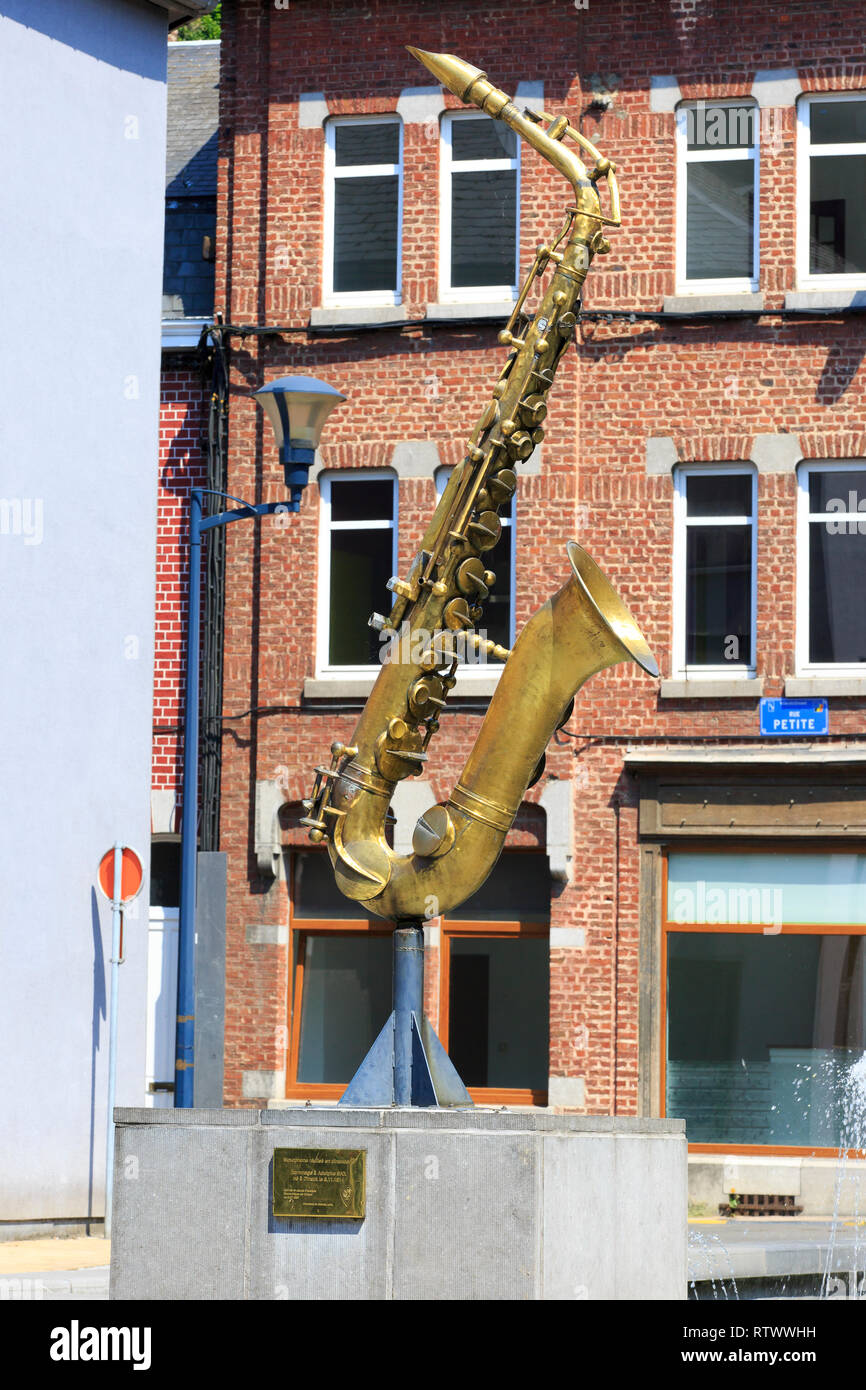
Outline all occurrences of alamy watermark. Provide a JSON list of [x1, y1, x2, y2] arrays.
[[378, 623, 504, 666], [670, 880, 782, 934], [0, 498, 42, 545], [821, 491, 866, 534]]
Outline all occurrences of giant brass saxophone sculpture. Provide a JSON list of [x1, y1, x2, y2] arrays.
[[302, 52, 658, 1102]]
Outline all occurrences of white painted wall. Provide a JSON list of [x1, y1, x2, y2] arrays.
[[0, 0, 169, 1221]]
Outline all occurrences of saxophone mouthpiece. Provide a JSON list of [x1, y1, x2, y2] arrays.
[[407, 46, 488, 102]]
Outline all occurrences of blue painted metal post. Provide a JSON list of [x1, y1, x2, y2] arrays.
[[176, 487, 203, 1107], [393, 924, 425, 1105], [104, 841, 123, 1238]]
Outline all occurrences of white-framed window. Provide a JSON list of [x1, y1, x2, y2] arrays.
[[439, 111, 520, 303], [796, 460, 866, 674], [675, 101, 759, 293], [322, 117, 403, 306], [672, 465, 757, 678], [796, 94, 866, 287], [316, 471, 397, 675], [434, 467, 516, 665]]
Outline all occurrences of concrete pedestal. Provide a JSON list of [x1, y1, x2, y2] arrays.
[[109, 1107, 687, 1300]]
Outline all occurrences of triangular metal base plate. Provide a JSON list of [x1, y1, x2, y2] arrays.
[[338, 1011, 473, 1108], [338, 1013, 396, 1106], [418, 1013, 473, 1108]]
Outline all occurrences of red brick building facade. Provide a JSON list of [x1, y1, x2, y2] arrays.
[[154, 369, 207, 826], [209, 0, 866, 1196]]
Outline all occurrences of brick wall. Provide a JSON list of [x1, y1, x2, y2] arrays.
[[153, 366, 206, 822], [215, 0, 866, 1110]]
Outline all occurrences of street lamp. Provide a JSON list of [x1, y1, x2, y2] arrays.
[[254, 375, 346, 508], [175, 375, 345, 1108]]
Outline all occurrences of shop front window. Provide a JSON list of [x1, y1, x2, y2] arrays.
[[664, 850, 866, 1148]]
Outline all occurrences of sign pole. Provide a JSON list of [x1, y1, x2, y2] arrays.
[[97, 843, 142, 1243], [105, 841, 123, 1241]]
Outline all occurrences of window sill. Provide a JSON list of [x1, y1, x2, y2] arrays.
[[663, 292, 764, 314], [784, 290, 866, 312], [659, 677, 764, 699], [303, 668, 503, 701], [309, 305, 407, 330], [425, 301, 514, 323], [785, 677, 866, 697], [304, 674, 377, 699]]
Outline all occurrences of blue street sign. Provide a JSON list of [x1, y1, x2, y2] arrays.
[[760, 697, 829, 737]]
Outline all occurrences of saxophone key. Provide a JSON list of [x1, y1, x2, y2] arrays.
[[519, 395, 547, 427], [466, 510, 501, 551], [443, 597, 474, 630], [412, 804, 456, 860], [505, 431, 534, 461], [386, 574, 416, 600], [456, 556, 494, 600], [407, 675, 446, 720], [486, 468, 516, 504]]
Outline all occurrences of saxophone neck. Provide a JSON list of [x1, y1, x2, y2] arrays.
[[407, 47, 620, 239]]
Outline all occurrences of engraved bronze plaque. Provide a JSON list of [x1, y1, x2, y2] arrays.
[[273, 1148, 366, 1220]]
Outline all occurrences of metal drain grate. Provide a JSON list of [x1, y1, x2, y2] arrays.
[[719, 1193, 803, 1217]]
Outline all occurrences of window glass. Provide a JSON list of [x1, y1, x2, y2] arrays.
[[809, 156, 866, 275], [150, 840, 180, 907], [808, 468, 866, 512], [666, 853, 866, 1147], [451, 171, 517, 287], [667, 933, 866, 1146], [804, 467, 866, 665], [329, 527, 392, 665], [296, 935, 392, 1083], [686, 161, 754, 279], [330, 478, 394, 523], [449, 936, 549, 1089], [323, 475, 395, 667], [686, 525, 752, 665], [679, 470, 755, 669], [333, 176, 399, 293], [328, 119, 401, 298], [679, 102, 757, 284], [686, 472, 752, 518], [443, 113, 518, 295], [452, 119, 517, 160], [810, 100, 866, 144], [668, 850, 866, 926], [808, 526, 866, 664], [805, 99, 866, 278], [686, 103, 754, 151], [334, 122, 399, 165]]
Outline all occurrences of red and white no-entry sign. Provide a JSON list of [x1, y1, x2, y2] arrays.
[[97, 846, 144, 904]]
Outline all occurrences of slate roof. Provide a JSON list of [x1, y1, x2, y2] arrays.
[[166, 40, 219, 195], [163, 40, 219, 322]]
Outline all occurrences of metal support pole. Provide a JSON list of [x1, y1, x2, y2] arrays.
[[104, 842, 123, 1239], [393, 924, 425, 1105], [176, 487, 203, 1107]]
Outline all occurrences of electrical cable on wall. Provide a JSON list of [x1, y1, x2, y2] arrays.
[[197, 321, 229, 853]]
